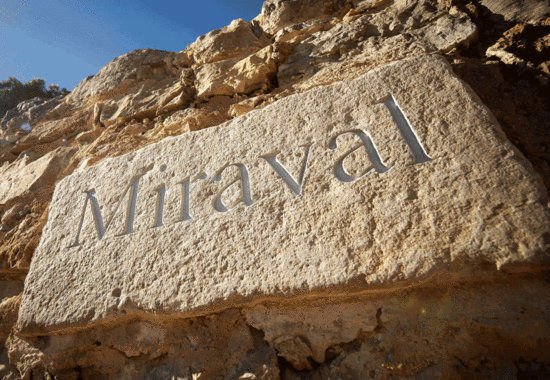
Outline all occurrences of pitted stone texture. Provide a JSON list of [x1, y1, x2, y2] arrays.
[[0, 147, 75, 207], [0, 97, 61, 132], [18, 55, 550, 334], [277, 0, 477, 90], [244, 303, 381, 369], [481, 0, 550, 25], [66, 49, 177, 103], [185, 19, 270, 66], [195, 43, 294, 97], [254, 0, 349, 35]]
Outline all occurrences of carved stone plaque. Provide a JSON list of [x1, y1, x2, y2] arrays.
[[18, 55, 550, 334]]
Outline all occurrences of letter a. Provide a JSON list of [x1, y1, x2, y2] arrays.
[[329, 130, 390, 183], [69, 175, 142, 247], [212, 164, 254, 213], [262, 143, 313, 196]]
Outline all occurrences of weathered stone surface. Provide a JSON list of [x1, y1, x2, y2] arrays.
[[196, 43, 294, 97], [8, 274, 550, 379], [415, 13, 478, 52], [0, 294, 21, 380], [274, 18, 335, 44], [65, 49, 178, 103], [481, 0, 550, 25], [17, 55, 550, 334], [274, 275, 550, 378], [0, 97, 61, 132], [254, 0, 349, 35], [0, 147, 75, 277], [245, 303, 380, 369], [277, 1, 477, 90], [186, 18, 270, 66], [9, 309, 279, 380], [98, 78, 182, 122], [2, 1, 550, 378], [486, 23, 550, 72], [0, 148, 74, 208], [0, 281, 23, 302]]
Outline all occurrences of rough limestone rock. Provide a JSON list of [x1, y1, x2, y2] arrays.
[[196, 43, 294, 97], [254, 0, 349, 35], [0, 97, 61, 132], [18, 55, 550, 335], [186, 18, 270, 66], [481, 0, 550, 24], [66, 49, 178, 103], [0, 295, 20, 380], [2, 0, 550, 378], [245, 303, 380, 369], [98, 79, 182, 122], [274, 18, 335, 44], [277, 0, 478, 90], [0, 148, 74, 209], [9, 309, 280, 380], [0, 147, 75, 280]]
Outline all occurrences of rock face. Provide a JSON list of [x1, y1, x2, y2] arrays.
[[18, 55, 550, 335], [481, 0, 550, 24], [0, 97, 61, 133], [254, 0, 349, 35], [2, 0, 550, 379]]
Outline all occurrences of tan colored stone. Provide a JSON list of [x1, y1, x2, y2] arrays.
[[196, 43, 294, 97], [186, 19, 270, 67], [17, 108, 92, 155], [8, 309, 276, 380], [0, 148, 75, 277], [78, 63, 195, 125], [66, 49, 177, 103], [0, 294, 21, 380], [7, 274, 550, 379], [481, 0, 550, 25], [283, 34, 428, 91], [0, 97, 61, 133], [277, 3, 477, 89], [485, 24, 549, 68], [245, 303, 379, 368], [17, 55, 550, 335], [0, 147, 75, 207], [414, 14, 478, 53], [274, 18, 335, 44], [229, 95, 280, 118], [254, 0, 349, 35], [98, 78, 181, 122], [0, 281, 24, 302]]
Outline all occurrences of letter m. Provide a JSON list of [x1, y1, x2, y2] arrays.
[[69, 175, 142, 247]]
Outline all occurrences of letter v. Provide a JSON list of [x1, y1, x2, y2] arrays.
[[262, 143, 313, 196]]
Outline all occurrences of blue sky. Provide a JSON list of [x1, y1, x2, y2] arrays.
[[0, 0, 263, 90]]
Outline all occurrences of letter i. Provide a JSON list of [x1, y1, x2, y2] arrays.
[[153, 185, 166, 228]]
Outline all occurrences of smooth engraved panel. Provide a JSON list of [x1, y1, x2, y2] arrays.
[[19, 55, 550, 334]]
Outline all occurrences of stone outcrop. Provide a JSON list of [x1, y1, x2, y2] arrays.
[[1, 0, 550, 379], [185, 18, 270, 66], [481, 0, 550, 24], [254, 0, 350, 35], [276, 0, 478, 91], [17, 55, 550, 336], [0, 98, 61, 133]]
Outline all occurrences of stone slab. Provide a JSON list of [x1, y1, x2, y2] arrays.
[[18, 55, 550, 334]]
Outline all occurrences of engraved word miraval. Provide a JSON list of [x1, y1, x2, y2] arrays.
[[69, 96, 432, 247]]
